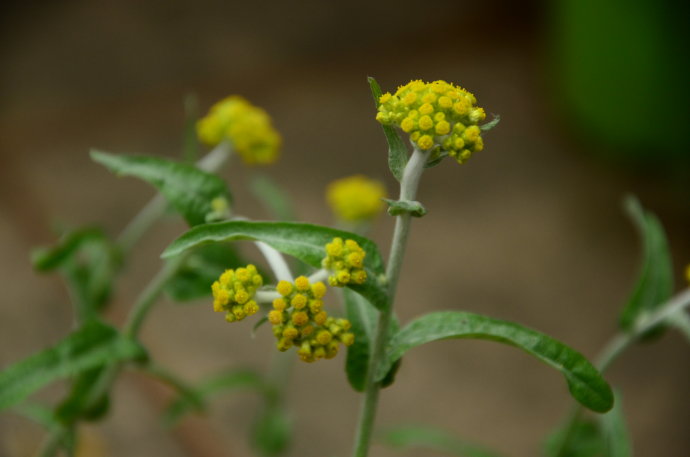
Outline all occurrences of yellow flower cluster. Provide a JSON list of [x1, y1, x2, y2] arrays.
[[197, 96, 281, 165], [211, 265, 263, 322], [375, 80, 486, 165], [268, 276, 354, 362], [326, 175, 387, 222], [322, 237, 367, 287], [686, 264, 690, 284]]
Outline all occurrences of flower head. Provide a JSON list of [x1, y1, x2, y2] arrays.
[[376, 80, 486, 165], [322, 237, 367, 287], [270, 276, 354, 362], [211, 265, 263, 322], [197, 96, 281, 165], [686, 264, 690, 284], [326, 175, 386, 222]]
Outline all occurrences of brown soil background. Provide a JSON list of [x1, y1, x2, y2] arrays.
[[1, 1, 688, 456]]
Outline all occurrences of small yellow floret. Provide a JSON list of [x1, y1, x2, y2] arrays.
[[419, 103, 434, 115], [311, 282, 327, 298], [276, 280, 293, 297], [435, 121, 451, 135], [292, 311, 309, 326], [418, 115, 433, 130], [295, 276, 310, 292], [417, 135, 434, 150], [268, 310, 284, 325], [291, 294, 307, 309], [401, 117, 415, 133]]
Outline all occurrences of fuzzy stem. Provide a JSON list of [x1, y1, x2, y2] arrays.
[[351, 147, 428, 457], [255, 241, 293, 282], [554, 287, 690, 456]]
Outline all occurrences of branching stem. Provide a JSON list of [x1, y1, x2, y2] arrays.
[[351, 147, 428, 457]]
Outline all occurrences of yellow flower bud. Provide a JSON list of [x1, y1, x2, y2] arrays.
[[326, 175, 387, 222], [276, 280, 293, 296], [311, 282, 327, 298], [295, 275, 310, 291], [268, 310, 284, 325], [196, 96, 281, 165], [376, 79, 489, 165], [292, 311, 309, 326]]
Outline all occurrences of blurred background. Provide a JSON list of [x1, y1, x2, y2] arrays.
[[1, 0, 689, 456]]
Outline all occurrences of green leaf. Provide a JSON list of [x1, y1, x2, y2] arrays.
[[619, 196, 674, 332], [343, 288, 401, 391], [13, 403, 58, 430], [90, 150, 232, 227], [600, 392, 632, 457], [368, 76, 408, 182], [379, 424, 504, 457], [343, 288, 378, 391], [163, 368, 265, 427], [55, 367, 111, 423], [424, 150, 449, 169], [251, 405, 292, 457], [31, 228, 104, 272], [378, 311, 613, 413], [32, 228, 120, 321], [250, 173, 297, 221], [480, 114, 501, 133], [162, 221, 389, 310], [0, 320, 146, 411], [545, 417, 605, 457], [165, 243, 247, 302], [383, 198, 427, 217]]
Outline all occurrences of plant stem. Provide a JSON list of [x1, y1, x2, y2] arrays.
[[255, 241, 294, 282], [36, 426, 68, 457], [34, 143, 234, 456], [554, 287, 690, 456], [123, 254, 189, 338], [352, 147, 428, 457]]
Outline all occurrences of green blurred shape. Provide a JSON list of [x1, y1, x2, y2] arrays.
[[552, 0, 689, 164]]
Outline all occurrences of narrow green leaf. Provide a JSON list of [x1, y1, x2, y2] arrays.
[[343, 288, 377, 391], [480, 114, 501, 133], [383, 198, 427, 217], [379, 424, 504, 457], [251, 405, 292, 457], [424, 150, 449, 169], [250, 173, 297, 221], [31, 228, 104, 272], [32, 228, 120, 321], [163, 368, 265, 427], [165, 243, 247, 302], [162, 221, 389, 310], [90, 150, 232, 227], [545, 417, 605, 457], [368, 76, 408, 182], [619, 196, 674, 332], [55, 367, 110, 423], [379, 311, 613, 413], [0, 320, 146, 411], [600, 392, 632, 457], [343, 288, 400, 391], [13, 403, 57, 430]]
